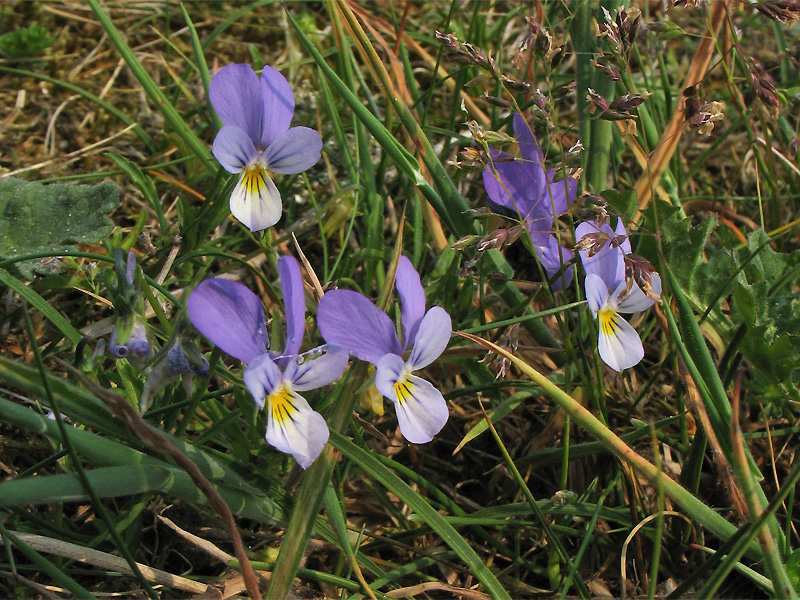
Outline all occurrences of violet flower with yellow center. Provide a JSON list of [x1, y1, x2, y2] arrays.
[[210, 64, 322, 231], [576, 219, 661, 372], [317, 257, 451, 444], [187, 256, 346, 468]]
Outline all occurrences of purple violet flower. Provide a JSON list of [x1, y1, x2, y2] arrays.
[[317, 256, 451, 444], [575, 219, 662, 372], [483, 113, 577, 290], [186, 256, 347, 468], [209, 64, 322, 232]]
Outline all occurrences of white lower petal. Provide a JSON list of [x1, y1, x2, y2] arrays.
[[265, 382, 328, 469], [229, 164, 282, 231], [596, 309, 644, 372], [392, 374, 448, 444]]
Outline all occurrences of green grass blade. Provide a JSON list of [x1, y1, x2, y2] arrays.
[[86, 0, 216, 172], [329, 431, 513, 600], [0, 465, 172, 506], [0, 267, 82, 346]]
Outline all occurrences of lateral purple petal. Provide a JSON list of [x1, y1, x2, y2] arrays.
[[212, 126, 259, 173], [543, 171, 577, 217], [209, 64, 262, 143], [408, 307, 451, 370], [317, 289, 401, 364], [264, 127, 322, 175], [585, 274, 610, 316], [534, 234, 574, 291], [395, 256, 426, 349], [616, 273, 661, 314], [285, 345, 349, 392], [242, 354, 283, 410], [187, 279, 268, 364], [277, 255, 306, 357], [259, 65, 294, 148]]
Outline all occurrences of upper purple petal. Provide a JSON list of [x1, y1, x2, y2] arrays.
[[263, 127, 322, 175], [395, 256, 426, 349], [259, 65, 294, 148], [284, 345, 349, 392], [187, 278, 268, 364], [407, 307, 451, 370], [317, 289, 401, 364], [212, 126, 259, 173], [277, 255, 306, 357], [209, 64, 262, 143], [513, 113, 546, 178], [615, 219, 632, 254], [483, 149, 539, 219]]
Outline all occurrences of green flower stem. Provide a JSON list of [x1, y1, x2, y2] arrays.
[[265, 363, 369, 599], [457, 331, 765, 563], [86, 0, 216, 173]]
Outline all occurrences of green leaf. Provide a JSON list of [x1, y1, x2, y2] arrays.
[[601, 188, 638, 221], [0, 177, 118, 278]]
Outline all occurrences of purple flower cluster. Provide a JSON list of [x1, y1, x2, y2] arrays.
[[187, 256, 451, 468], [210, 64, 322, 232], [482, 113, 660, 371]]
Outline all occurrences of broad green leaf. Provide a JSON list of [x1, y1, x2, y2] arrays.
[[0, 177, 118, 278], [601, 189, 638, 221]]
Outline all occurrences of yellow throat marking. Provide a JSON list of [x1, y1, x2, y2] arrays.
[[269, 384, 297, 426], [598, 308, 621, 339]]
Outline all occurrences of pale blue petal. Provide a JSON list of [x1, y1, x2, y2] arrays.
[[597, 310, 644, 372], [317, 290, 402, 364], [407, 307, 451, 370], [259, 65, 294, 148], [615, 219, 631, 254], [187, 279, 268, 364], [212, 126, 259, 173], [617, 273, 661, 313], [285, 345, 348, 392], [277, 255, 305, 357], [263, 127, 322, 174], [229, 166, 282, 231], [243, 354, 282, 410], [209, 64, 262, 143], [265, 387, 329, 469], [576, 220, 624, 288], [395, 256, 425, 349], [585, 273, 610, 316]]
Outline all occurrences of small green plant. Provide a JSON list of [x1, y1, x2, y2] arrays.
[[0, 23, 54, 58]]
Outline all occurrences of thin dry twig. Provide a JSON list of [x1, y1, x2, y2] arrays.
[[0, 533, 212, 596]]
